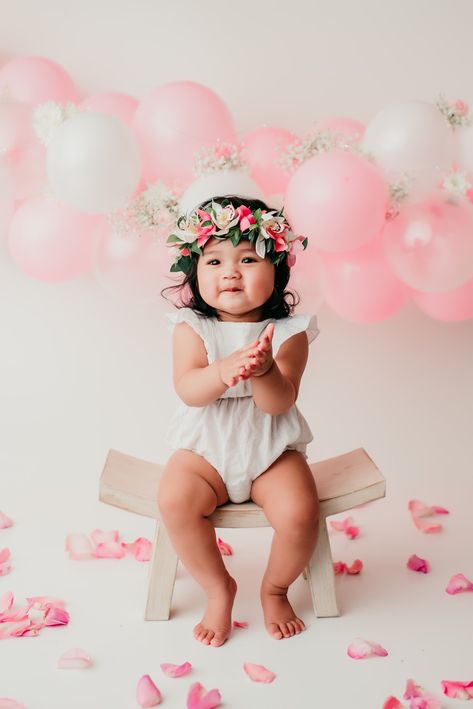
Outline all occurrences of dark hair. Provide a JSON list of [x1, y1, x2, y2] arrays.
[[160, 195, 300, 319]]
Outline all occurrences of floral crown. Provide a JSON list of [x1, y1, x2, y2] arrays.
[[166, 198, 308, 274]]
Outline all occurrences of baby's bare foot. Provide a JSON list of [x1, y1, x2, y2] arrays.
[[193, 576, 237, 647], [261, 582, 306, 640]]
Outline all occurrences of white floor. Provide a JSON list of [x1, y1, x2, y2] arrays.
[[1, 441, 472, 709]]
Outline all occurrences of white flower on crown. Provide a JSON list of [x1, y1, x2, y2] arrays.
[[210, 201, 240, 235], [255, 212, 292, 258], [175, 212, 202, 243]]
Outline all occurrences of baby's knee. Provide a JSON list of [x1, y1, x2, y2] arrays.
[[276, 496, 319, 537], [157, 471, 216, 522]]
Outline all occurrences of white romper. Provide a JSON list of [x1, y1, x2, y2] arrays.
[[165, 308, 320, 503]]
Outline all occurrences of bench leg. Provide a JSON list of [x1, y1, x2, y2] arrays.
[[145, 520, 178, 621], [304, 516, 340, 618]]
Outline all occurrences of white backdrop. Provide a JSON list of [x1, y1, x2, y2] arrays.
[[1, 2, 472, 708]]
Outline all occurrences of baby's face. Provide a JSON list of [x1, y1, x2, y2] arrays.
[[196, 238, 275, 321]]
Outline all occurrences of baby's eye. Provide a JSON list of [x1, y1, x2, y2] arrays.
[[207, 256, 256, 266]]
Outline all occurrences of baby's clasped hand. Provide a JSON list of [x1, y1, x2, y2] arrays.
[[217, 323, 275, 388], [247, 322, 274, 378], [218, 338, 260, 388]]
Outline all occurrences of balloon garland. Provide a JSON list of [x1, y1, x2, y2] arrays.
[[1, 54, 472, 322]]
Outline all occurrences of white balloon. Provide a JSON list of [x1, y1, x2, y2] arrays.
[[179, 170, 265, 213], [46, 111, 142, 213], [362, 101, 455, 187]]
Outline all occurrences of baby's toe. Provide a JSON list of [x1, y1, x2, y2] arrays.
[[269, 623, 283, 639]]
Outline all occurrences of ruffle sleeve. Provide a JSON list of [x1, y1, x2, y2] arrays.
[[164, 308, 212, 358], [272, 314, 320, 355]]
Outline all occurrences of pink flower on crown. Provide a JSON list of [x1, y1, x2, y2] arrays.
[[287, 234, 306, 266], [181, 247, 190, 256], [260, 212, 289, 241], [236, 205, 256, 232], [195, 209, 217, 238]]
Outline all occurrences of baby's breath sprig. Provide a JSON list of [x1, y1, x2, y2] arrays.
[[33, 100, 78, 146], [108, 181, 179, 240], [130, 182, 179, 230], [442, 171, 473, 199], [193, 141, 248, 177], [385, 177, 411, 220], [436, 95, 472, 128], [277, 129, 368, 174]]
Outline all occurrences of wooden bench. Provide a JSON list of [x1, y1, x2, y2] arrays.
[[99, 447, 385, 620]]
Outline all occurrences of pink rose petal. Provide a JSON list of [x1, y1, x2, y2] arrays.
[[10, 621, 42, 637], [330, 516, 352, 531], [347, 559, 363, 574], [408, 500, 449, 533], [160, 661, 192, 678], [186, 682, 221, 709], [243, 662, 276, 683], [0, 549, 10, 563], [334, 561, 347, 574], [347, 638, 388, 659], [407, 554, 430, 573], [0, 699, 24, 709], [0, 591, 14, 615], [404, 678, 424, 699], [0, 512, 13, 529], [122, 537, 152, 561], [383, 698, 406, 709], [441, 680, 473, 699], [329, 516, 359, 539], [334, 559, 363, 574], [90, 529, 120, 545], [136, 674, 162, 707], [58, 648, 92, 669], [0, 562, 11, 576], [26, 596, 66, 610], [93, 542, 126, 559], [65, 533, 95, 560], [43, 606, 70, 626], [409, 694, 441, 708], [217, 538, 233, 556], [446, 573, 473, 594], [233, 620, 248, 628]]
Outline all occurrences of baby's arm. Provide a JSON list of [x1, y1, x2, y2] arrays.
[[172, 322, 258, 407], [250, 327, 309, 416]]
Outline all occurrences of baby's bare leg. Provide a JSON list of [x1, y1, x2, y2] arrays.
[[158, 450, 236, 647], [251, 450, 319, 640]]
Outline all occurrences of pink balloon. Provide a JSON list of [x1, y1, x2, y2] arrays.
[[133, 81, 236, 187], [241, 126, 297, 195], [285, 150, 388, 251], [92, 220, 177, 306], [318, 237, 409, 323], [383, 193, 473, 292], [80, 92, 138, 126], [288, 240, 324, 313], [0, 100, 35, 155], [0, 56, 77, 104], [312, 117, 365, 139], [8, 197, 99, 281], [412, 278, 473, 321], [8, 142, 47, 201]]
